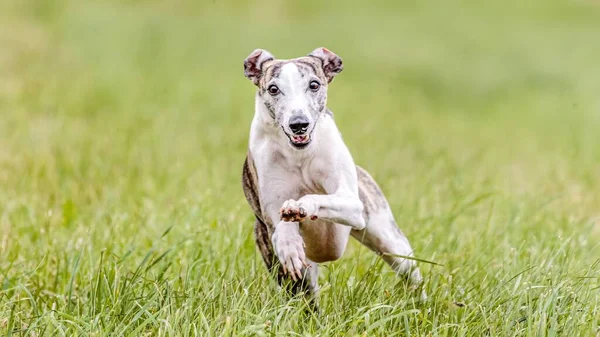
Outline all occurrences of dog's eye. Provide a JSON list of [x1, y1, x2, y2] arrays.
[[267, 85, 280, 96], [309, 81, 320, 91]]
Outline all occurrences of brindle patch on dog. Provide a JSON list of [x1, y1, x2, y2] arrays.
[[356, 166, 388, 219]]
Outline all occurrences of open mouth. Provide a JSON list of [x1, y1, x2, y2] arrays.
[[288, 133, 312, 149]]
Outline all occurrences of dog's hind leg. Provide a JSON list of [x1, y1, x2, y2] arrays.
[[254, 217, 320, 306], [351, 167, 424, 294], [350, 211, 423, 287]]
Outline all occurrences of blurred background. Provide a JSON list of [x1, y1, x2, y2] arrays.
[[2, 0, 598, 240], [1, 0, 599, 333]]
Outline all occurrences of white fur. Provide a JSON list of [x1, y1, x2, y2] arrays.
[[250, 110, 365, 229]]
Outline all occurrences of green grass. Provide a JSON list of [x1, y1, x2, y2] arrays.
[[1, 0, 600, 335]]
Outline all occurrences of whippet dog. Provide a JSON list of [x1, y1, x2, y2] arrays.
[[242, 47, 424, 302]]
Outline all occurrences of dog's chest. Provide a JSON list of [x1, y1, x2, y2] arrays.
[[279, 157, 329, 195], [299, 167, 327, 195]]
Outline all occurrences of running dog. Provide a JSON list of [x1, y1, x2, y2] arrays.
[[242, 47, 424, 303]]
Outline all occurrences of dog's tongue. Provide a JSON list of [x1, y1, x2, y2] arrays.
[[292, 135, 309, 143]]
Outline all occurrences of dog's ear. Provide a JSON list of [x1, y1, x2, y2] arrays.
[[244, 49, 274, 86], [308, 47, 343, 83]]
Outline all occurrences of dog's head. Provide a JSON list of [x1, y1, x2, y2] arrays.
[[244, 47, 343, 150]]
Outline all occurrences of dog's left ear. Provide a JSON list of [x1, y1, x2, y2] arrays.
[[244, 49, 275, 86], [308, 47, 343, 83]]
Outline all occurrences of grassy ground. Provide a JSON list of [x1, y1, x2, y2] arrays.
[[1, 0, 600, 335]]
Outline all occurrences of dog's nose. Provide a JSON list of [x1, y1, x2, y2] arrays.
[[289, 115, 310, 135]]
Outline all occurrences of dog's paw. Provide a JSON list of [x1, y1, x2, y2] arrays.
[[272, 231, 308, 281], [280, 199, 307, 222], [280, 198, 318, 222]]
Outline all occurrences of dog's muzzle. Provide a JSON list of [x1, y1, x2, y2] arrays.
[[286, 115, 312, 149]]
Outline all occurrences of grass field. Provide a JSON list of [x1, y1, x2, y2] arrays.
[[1, 0, 600, 335]]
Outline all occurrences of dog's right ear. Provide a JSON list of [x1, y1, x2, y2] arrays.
[[244, 49, 274, 86]]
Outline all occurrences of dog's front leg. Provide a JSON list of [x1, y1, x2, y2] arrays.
[[280, 193, 366, 230], [271, 220, 308, 281]]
